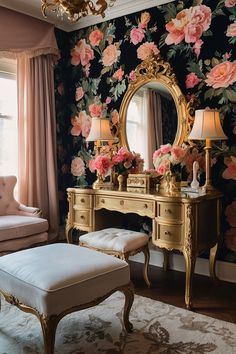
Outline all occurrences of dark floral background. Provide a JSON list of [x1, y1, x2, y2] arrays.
[[54, 0, 236, 262]]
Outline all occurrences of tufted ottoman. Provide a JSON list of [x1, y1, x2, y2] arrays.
[[79, 227, 151, 288], [0, 243, 134, 354]]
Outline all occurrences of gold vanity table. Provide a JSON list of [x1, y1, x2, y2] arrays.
[[66, 186, 222, 309]]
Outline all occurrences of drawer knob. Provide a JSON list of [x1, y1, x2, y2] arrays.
[[120, 200, 124, 206], [144, 203, 148, 209], [165, 208, 171, 213], [80, 215, 85, 219], [80, 198, 85, 203], [100, 199, 105, 204], [164, 230, 171, 235]]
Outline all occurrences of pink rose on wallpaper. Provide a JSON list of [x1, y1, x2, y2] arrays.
[[140, 11, 151, 28], [75, 87, 84, 101], [113, 67, 124, 81], [226, 21, 236, 37], [81, 112, 92, 138], [111, 109, 119, 125], [225, 201, 236, 227], [137, 42, 160, 60], [130, 27, 145, 45], [57, 83, 64, 96], [193, 39, 203, 57], [165, 5, 211, 45], [185, 72, 201, 89], [71, 157, 85, 177], [71, 39, 94, 66], [89, 103, 103, 118], [71, 115, 82, 136], [102, 44, 121, 66], [88, 158, 96, 173], [224, 228, 236, 252], [129, 70, 136, 81], [89, 29, 104, 46], [205, 61, 236, 88], [106, 97, 112, 104], [222, 156, 236, 180], [225, 0, 236, 7]]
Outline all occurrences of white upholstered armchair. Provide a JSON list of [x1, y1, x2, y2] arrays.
[[0, 176, 48, 256]]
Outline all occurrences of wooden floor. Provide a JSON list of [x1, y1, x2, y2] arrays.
[[130, 261, 236, 324]]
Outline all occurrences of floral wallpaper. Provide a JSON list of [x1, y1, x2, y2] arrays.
[[55, 0, 236, 262]]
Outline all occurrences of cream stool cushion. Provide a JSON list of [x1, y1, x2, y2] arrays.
[[0, 243, 130, 316], [79, 228, 151, 288], [79, 227, 149, 253], [0, 244, 134, 354]]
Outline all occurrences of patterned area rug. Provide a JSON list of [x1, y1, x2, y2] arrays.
[[0, 292, 236, 354]]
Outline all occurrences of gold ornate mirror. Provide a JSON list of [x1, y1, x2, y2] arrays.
[[119, 54, 195, 169]]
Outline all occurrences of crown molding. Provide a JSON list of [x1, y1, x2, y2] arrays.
[[0, 0, 174, 32]]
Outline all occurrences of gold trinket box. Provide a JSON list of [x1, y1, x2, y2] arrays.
[[127, 174, 151, 189]]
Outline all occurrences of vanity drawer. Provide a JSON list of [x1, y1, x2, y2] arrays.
[[155, 222, 183, 245], [74, 194, 92, 209], [157, 202, 182, 221], [95, 196, 155, 217], [74, 210, 91, 227]]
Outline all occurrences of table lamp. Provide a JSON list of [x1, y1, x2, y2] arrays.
[[188, 109, 227, 192], [86, 117, 114, 188]]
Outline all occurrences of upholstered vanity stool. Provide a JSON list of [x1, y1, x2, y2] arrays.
[[0, 243, 134, 354], [79, 227, 151, 288]]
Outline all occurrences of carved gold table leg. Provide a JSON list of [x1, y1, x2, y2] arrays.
[[142, 244, 151, 288], [65, 221, 73, 244], [163, 249, 170, 271], [183, 250, 196, 310], [120, 282, 134, 332], [209, 243, 218, 280]]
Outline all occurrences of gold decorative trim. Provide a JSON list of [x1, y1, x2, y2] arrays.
[[119, 53, 195, 149], [0, 282, 134, 354]]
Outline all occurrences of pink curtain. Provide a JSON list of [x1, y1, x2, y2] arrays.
[[146, 89, 163, 168], [0, 7, 59, 241], [17, 55, 59, 241]]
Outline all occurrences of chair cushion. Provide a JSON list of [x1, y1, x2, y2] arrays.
[[79, 228, 149, 253], [0, 244, 130, 316], [0, 215, 48, 241]]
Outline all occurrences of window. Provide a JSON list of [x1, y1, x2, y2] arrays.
[[0, 59, 17, 179]]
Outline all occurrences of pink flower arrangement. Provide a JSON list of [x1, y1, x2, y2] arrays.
[[153, 144, 187, 176], [112, 147, 144, 175], [89, 154, 112, 177]]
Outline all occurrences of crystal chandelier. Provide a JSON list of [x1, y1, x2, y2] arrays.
[[41, 0, 116, 22]]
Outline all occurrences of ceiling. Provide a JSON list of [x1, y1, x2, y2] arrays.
[[0, 0, 174, 32]]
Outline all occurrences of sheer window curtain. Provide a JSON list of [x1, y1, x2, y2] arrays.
[[0, 7, 59, 241]]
